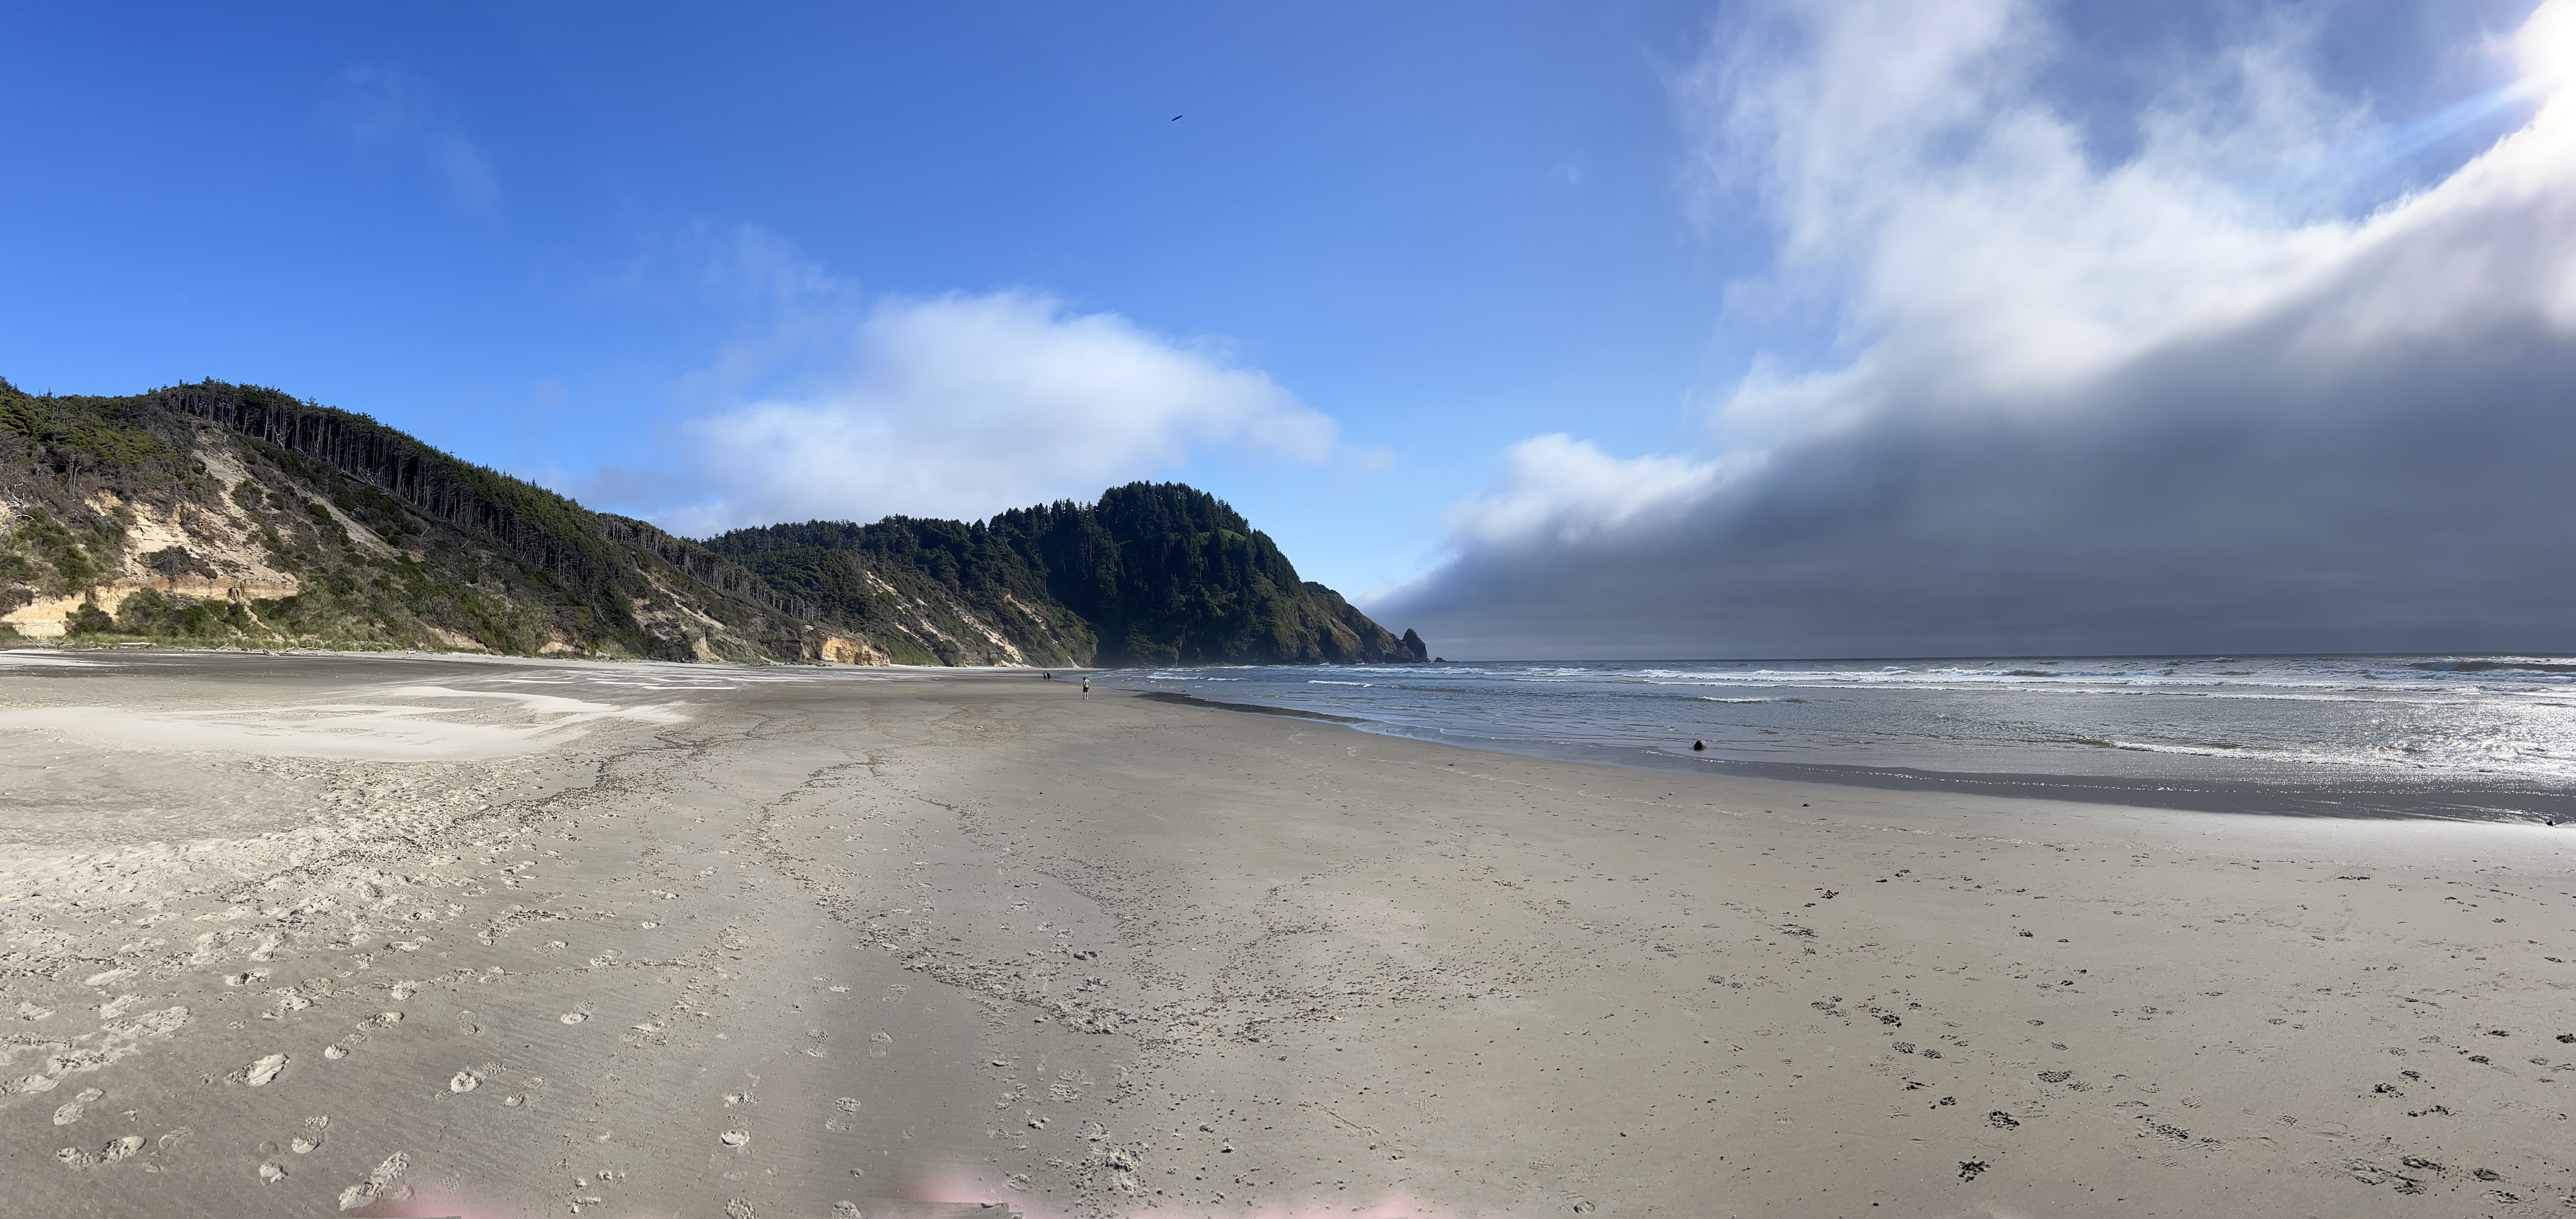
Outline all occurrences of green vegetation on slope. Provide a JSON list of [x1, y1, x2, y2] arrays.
[[708, 516, 1093, 666], [703, 483, 1429, 667], [0, 379, 808, 658], [0, 378, 1426, 666]]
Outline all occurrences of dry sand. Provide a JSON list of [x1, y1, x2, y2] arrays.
[[3, 650, 2573, 1219]]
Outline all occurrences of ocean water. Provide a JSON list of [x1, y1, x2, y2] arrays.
[[1116, 655, 2576, 822]]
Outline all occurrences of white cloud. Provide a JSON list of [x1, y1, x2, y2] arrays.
[[1378, 0, 2576, 658], [2523, 0, 2576, 86], [1694, 0, 2385, 426], [1445, 435, 1734, 549], [648, 285, 1338, 535]]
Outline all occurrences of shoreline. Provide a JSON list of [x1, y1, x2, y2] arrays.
[[1117, 682, 2576, 825], [28, 644, 2576, 827], [3, 653, 2572, 1217]]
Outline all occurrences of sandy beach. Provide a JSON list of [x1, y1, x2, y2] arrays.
[[3, 650, 2573, 1219]]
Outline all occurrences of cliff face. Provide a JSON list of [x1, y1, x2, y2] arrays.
[[0, 380, 860, 660], [0, 379, 1427, 666]]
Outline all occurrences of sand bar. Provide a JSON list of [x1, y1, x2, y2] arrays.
[[3, 651, 2573, 1217]]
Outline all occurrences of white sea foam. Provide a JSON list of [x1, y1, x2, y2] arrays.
[[1125, 654, 2576, 786]]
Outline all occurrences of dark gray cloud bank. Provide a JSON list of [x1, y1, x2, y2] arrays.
[[1375, 0, 2576, 659]]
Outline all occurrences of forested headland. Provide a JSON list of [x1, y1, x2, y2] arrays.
[[0, 378, 1426, 666]]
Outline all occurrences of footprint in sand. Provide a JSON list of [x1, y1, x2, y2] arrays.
[[260, 1161, 288, 1184], [559, 1012, 588, 1025], [246, 1053, 289, 1087], [720, 1128, 751, 1147], [336, 1151, 410, 1212], [293, 1118, 329, 1154], [53, 1088, 101, 1125], [503, 1094, 527, 1107], [324, 1043, 351, 1060], [449, 1071, 482, 1093], [100, 1135, 142, 1162]]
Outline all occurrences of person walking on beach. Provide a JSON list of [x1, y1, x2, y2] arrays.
[[1082, 676, 1090, 698]]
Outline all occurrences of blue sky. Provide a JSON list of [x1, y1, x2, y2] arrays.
[[8, 1, 2570, 655], [5, 1, 1736, 594]]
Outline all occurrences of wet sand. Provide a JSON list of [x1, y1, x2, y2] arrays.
[[3, 650, 2573, 1218]]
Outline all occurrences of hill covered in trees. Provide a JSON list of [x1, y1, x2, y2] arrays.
[[703, 484, 1427, 667], [0, 378, 1426, 667]]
